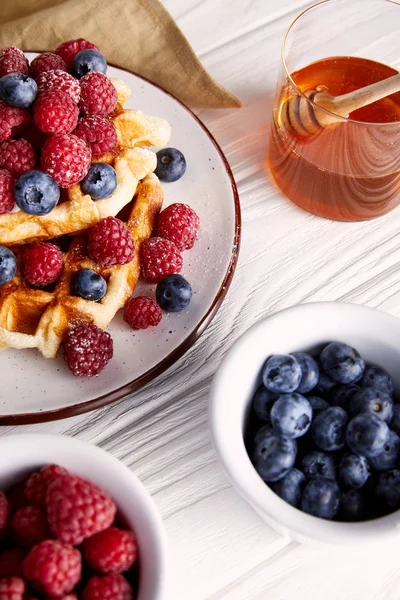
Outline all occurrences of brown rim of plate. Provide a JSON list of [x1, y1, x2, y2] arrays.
[[0, 59, 241, 425]]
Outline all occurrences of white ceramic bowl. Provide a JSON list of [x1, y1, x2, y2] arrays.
[[0, 434, 167, 599], [209, 302, 400, 547]]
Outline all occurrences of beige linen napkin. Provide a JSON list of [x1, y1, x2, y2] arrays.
[[0, 0, 241, 109]]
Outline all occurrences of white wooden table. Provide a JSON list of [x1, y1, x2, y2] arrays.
[[3, 1, 400, 598]]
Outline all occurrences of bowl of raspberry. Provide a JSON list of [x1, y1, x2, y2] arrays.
[[0, 433, 167, 599], [209, 302, 400, 546]]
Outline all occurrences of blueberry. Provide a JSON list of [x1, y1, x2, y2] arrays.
[[369, 430, 400, 472], [270, 393, 312, 438], [156, 274, 192, 312], [361, 365, 393, 397], [350, 387, 393, 422], [307, 396, 329, 414], [390, 404, 400, 435], [0, 246, 16, 286], [346, 413, 390, 457], [262, 354, 302, 394], [15, 170, 59, 216], [155, 148, 186, 183], [0, 72, 37, 108], [313, 370, 336, 398], [252, 386, 277, 422], [254, 425, 272, 446], [81, 163, 117, 200], [71, 49, 107, 78], [331, 384, 359, 409], [338, 453, 370, 489], [340, 489, 364, 521], [301, 478, 340, 520], [252, 426, 297, 482], [72, 269, 107, 301], [270, 468, 305, 507], [376, 470, 400, 508], [312, 406, 348, 451], [301, 451, 336, 480], [292, 352, 319, 394], [320, 342, 365, 384]]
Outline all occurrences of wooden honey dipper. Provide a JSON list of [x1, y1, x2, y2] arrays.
[[280, 73, 400, 135]]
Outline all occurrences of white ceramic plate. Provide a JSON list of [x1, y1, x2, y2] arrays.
[[0, 57, 240, 424]]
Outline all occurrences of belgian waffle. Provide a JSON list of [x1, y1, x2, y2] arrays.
[[0, 174, 163, 358]]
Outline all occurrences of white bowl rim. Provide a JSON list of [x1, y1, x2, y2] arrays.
[[209, 301, 400, 545], [0, 433, 167, 599]]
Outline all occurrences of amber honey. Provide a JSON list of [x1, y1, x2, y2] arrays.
[[268, 56, 400, 221]]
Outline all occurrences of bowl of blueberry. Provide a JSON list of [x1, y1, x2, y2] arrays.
[[209, 302, 400, 546]]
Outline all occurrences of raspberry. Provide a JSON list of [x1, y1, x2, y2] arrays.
[[82, 574, 133, 600], [87, 217, 134, 266], [36, 70, 80, 103], [7, 482, 29, 513], [0, 52, 28, 77], [22, 243, 63, 287], [124, 296, 162, 330], [0, 577, 25, 600], [0, 491, 9, 530], [0, 169, 15, 214], [74, 116, 117, 155], [79, 72, 117, 116], [25, 465, 68, 508], [33, 91, 78, 135], [63, 324, 114, 377], [30, 52, 67, 79], [83, 527, 138, 574], [141, 237, 183, 282], [11, 506, 50, 548], [0, 139, 36, 177], [0, 548, 25, 578], [0, 101, 30, 142], [55, 39, 100, 69], [40, 133, 91, 187], [1, 47, 25, 60], [46, 474, 116, 544], [158, 203, 200, 251], [23, 540, 81, 597]]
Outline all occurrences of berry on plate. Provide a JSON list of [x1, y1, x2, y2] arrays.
[[33, 90, 79, 135], [313, 369, 336, 398], [87, 217, 134, 266], [0, 490, 9, 529], [291, 352, 319, 394], [301, 477, 340, 520], [46, 473, 116, 544], [252, 426, 297, 482], [349, 387, 393, 422], [0, 139, 36, 177], [270, 468, 305, 508], [0, 576, 25, 600], [376, 469, 400, 508], [40, 133, 91, 187], [36, 70, 81, 103], [157, 203, 200, 251], [124, 296, 162, 330], [79, 72, 117, 116], [72, 49, 107, 79], [360, 364, 393, 396], [261, 354, 302, 394], [141, 237, 183, 282], [0, 548, 26, 577], [25, 464, 69, 507], [320, 341, 365, 384], [156, 273, 192, 312], [338, 453, 370, 489], [30, 52, 67, 78], [83, 526, 138, 573], [82, 573, 133, 600], [340, 489, 364, 521], [0, 168, 15, 213], [301, 450, 336, 480], [270, 393, 312, 438], [252, 385, 277, 422], [346, 413, 390, 457], [307, 396, 329, 414], [55, 38, 100, 69], [23, 539, 81, 597], [369, 430, 400, 471], [331, 383, 359, 408], [81, 163, 117, 199], [15, 170, 60, 215], [0, 73, 38, 108], [11, 505, 50, 548], [0, 49, 29, 77], [0, 100, 30, 142], [72, 268, 107, 301], [22, 242, 63, 287], [311, 406, 348, 451], [0, 246, 17, 286], [74, 115, 117, 155], [63, 324, 113, 377], [155, 147, 186, 182]]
